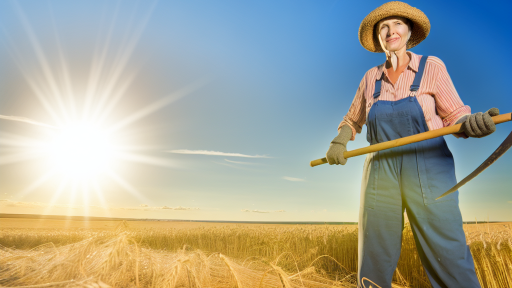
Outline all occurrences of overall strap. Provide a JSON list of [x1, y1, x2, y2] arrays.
[[409, 55, 428, 96], [373, 70, 385, 99]]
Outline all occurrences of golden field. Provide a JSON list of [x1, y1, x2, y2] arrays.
[[0, 218, 510, 288]]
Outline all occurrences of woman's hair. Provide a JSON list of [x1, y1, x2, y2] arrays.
[[405, 18, 414, 31]]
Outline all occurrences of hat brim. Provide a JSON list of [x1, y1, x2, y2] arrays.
[[359, 1, 430, 53]]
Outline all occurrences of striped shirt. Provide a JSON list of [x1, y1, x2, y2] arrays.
[[338, 51, 470, 140]]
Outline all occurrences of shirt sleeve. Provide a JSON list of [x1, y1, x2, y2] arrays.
[[337, 74, 366, 141], [432, 58, 471, 127]]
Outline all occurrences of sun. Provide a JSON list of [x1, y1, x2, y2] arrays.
[[44, 122, 117, 182], [0, 2, 199, 211]]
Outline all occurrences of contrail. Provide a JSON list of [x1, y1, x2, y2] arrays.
[[167, 149, 271, 158], [0, 115, 58, 129]]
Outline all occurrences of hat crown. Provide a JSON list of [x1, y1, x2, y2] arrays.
[[358, 1, 430, 53]]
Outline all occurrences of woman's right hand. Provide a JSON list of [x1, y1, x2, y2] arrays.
[[326, 142, 347, 165], [326, 125, 352, 165]]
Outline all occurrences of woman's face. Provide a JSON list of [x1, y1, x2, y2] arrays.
[[377, 16, 411, 52]]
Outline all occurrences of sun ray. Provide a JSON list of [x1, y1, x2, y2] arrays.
[[44, 2, 74, 124], [0, 131, 47, 148], [91, 179, 111, 218], [80, 185, 90, 216], [17, 169, 56, 200], [48, 3, 77, 120], [12, 1, 70, 124], [90, 1, 158, 123], [95, 71, 137, 124], [0, 151, 42, 166], [0, 24, 62, 124], [106, 169, 150, 204], [109, 79, 208, 132], [116, 151, 177, 168], [41, 177, 69, 216], [83, 1, 122, 122], [64, 181, 80, 222]]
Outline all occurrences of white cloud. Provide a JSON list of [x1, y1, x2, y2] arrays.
[[283, 176, 305, 182], [172, 206, 197, 210], [167, 149, 270, 158], [241, 209, 270, 213], [0, 115, 58, 129], [241, 209, 286, 213], [120, 205, 199, 211]]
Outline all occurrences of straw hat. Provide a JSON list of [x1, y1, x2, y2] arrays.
[[359, 1, 430, 53]]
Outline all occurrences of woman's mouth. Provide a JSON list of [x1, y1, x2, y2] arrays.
[[387, 38, 399, 43]]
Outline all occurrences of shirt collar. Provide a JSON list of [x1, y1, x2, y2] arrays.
[[407, 51, 420, 72], [377, 51, 421, 78]]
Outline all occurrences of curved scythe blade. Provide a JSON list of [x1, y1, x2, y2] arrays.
[[436, 130, 512, 200]]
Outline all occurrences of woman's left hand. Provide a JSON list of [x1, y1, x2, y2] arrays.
[[457, 108, 500, 138]]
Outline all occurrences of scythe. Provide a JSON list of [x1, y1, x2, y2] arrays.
[[310, 113, 512, 200]]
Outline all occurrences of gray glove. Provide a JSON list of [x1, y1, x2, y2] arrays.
[[326, 125, 352, 165], [456, 108, 499, 138]]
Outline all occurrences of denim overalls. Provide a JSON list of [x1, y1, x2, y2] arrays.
[[357, 56, 481, 288]]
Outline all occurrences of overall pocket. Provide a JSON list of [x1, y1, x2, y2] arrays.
[[417, 137, 458, 205], [375, 110, 413, 143]]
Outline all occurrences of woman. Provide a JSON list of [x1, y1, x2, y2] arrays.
[[326, 2, 496, 287]]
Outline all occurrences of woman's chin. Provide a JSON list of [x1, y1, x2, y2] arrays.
[[387, 45, 405, 52]]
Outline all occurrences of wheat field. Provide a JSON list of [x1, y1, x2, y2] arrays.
[[0, 218, 511, 288]]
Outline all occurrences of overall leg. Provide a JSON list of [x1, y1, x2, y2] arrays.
[[401, 140, 481, 288], [358, 150, 404, 288]]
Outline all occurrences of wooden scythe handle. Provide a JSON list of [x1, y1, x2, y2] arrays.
[[310, 112, 512, 167]]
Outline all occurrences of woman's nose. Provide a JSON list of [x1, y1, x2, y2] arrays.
[[388, 27, 397, 36]]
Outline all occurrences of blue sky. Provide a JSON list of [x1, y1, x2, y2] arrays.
[[0, 0, 510, 221]]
